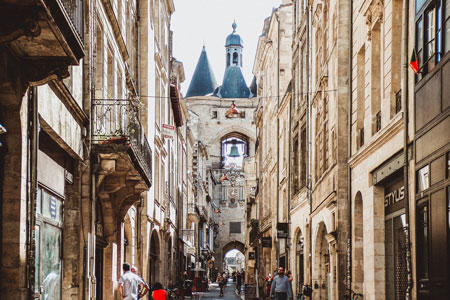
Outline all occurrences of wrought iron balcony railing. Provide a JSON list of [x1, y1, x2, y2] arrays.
[[59, 0, 84, 43], [92, 99, 152, 187]]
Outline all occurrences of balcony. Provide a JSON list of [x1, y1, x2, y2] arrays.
[[92, 99, 152, 187], [92, 99, 152, 227], [188, 203, 200, 224], [0, 0, 85, 86]]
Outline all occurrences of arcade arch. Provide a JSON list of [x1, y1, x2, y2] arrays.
[[314, 222, 330, 300], [149, 230, 161, 284]]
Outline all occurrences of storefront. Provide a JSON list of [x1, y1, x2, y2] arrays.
[[372, 152, 407, 300]]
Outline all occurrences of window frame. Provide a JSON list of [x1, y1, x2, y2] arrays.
[[415, 0, 449, 78]]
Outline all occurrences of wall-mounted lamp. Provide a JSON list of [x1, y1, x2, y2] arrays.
[[0, 124, 6, 135]]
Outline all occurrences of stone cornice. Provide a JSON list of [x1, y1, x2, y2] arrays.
[[348, 112, 403, 168]]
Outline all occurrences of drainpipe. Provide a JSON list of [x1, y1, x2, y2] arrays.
[[275, 11, 281, 268], [346, 0, 354, 292], [401, 0, 412, 299], [306, 4, 312, 287], [27, 86, 39, 299]]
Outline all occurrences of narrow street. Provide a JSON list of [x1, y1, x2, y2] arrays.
[[201, 280, 243, 300]]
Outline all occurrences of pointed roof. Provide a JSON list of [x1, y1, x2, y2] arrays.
[[213, 66, 251, 98], [186, 46, 218, 97]]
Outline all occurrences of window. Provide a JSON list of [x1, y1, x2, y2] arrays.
[[212, 111, 217, 119], [376, 111, 382, 132], [233, 52, 238, 65], [417, 204, 430, 280], [293, 134, 300, 193], [395, 90, 402, 114], [359, 127, 365, 147], [300, 127, 307, 188], [35, 188, 63, 299], [417, 165, 430, 192], [230, 222, 241, 234], [416, 0, 450, 78]]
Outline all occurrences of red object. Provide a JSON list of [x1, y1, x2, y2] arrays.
[[410, 48, 419, 74], [152, 289, 168, 300]]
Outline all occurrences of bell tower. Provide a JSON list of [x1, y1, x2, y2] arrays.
[[225, 21, 243, 68]]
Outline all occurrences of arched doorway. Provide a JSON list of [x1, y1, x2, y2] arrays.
[[149, 230, 160, 284], [222, 241, 245, 274], [314, 223, 330, 300], [294, 229, 305, 296], [353, 192, 364, 293]]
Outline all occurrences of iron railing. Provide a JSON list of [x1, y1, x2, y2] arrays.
[[59, 0, 84, 42], [92, 99, 152, 186]]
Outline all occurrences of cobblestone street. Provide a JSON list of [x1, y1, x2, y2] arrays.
[[200, 280, 243, 300]]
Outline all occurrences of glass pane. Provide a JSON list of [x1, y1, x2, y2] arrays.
[[437, 3, 442, 61], [416, 0, 427, 13], [446, 0, 450, 18], [393, 214, 407, 300], [385, 219, 394, 300], [36, 188, 42, 215], [446, 20, 450, 53], [41, 223, 61, 300], [417, 165, 430, 192], [35, 225, 40, 292], [426, 8, 436, 69], [417, 205, 429, 279], [42, 190, 63, 222]]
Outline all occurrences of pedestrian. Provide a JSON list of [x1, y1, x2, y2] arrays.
[[152, 282, 167, 300], [265, 273, 272, 299], [270, 267, 292, 300], [236, 271, 242, 295], [131, 266, 149, 300], [217, 272, 226, 296], [118, 263, 149, 300]]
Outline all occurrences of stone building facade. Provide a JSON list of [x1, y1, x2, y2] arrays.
[[0, 0, 189, 299]]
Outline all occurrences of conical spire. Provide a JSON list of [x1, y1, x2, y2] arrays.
[[186, 46, 218, 97]]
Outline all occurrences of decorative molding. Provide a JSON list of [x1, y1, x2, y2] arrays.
[[364, 0, 384, 40]]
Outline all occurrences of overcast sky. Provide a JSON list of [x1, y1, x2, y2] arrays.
[[171, 0, 281, 96]]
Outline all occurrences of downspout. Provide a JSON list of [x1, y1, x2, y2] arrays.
[[137, 0, 141, 98], [276, 11, 281, 268], [306, 4, 312, 287], [27, 86, 39, 299], [287, 87, 292, 271], [401, 0, 412, 299], [346, 0, 353, 292]]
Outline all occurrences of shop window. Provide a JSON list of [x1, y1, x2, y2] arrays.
[[417, 204, 430, 280], [417, 165, 430, 192], [35, 187, 63, 299]]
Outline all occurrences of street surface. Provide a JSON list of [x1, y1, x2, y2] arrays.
[[200, 280, 243, 300]]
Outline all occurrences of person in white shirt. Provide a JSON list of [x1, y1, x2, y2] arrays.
[[119, 263, 149, 300]]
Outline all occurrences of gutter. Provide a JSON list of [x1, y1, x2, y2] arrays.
[[346, 0, 353, 292], [307, 4, 312, 287], [401, 0, 412, 298]]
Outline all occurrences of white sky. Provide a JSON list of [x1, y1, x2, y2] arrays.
[[171, 0, 282, 96], [225, 249, 244, 258]]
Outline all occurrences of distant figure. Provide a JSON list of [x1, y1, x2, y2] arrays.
[[270, 267, 293, 300], [217, 273, 226, 296], [118, 263, 149, 300], [131, 266, 149, 300], [265, 273, 272, 299], [152, 282, 168, 300], [236, 271, 242, 295]]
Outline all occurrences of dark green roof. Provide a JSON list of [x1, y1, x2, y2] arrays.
[[186, 46, 218, 97], [225, 21, 243, 47], [213, 66, 251, 98]]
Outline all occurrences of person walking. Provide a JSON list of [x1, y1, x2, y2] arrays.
[[118, 263, 149, 300], [236, 271, 242, 295], [270, 267, 292, 300], [152, 282, 167, 300], [131, 266, 149, 300], [217, 272, 226, 296]]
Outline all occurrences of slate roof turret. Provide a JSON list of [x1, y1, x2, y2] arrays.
[[185, 46, 218, 97]]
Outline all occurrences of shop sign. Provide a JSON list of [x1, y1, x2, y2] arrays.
[[277, 223, 289, 238], [187, 247, 196, 254], [248, 252, 255, 260], [162, 124, 175, 139], [384, 185, 405, 208], [261, 237, 272, 248]]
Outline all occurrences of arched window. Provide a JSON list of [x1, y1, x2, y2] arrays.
[[227, 53, 230, 67], [220, 132, 249, 168], [233, 52, 238, 65]]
